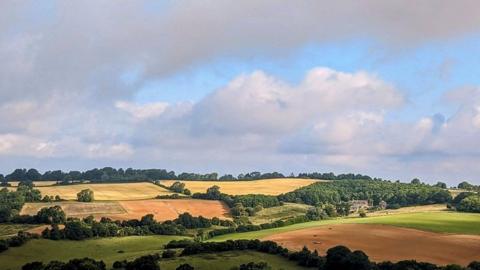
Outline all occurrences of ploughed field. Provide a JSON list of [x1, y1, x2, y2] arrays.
[[263, 224, 480, 266], [34, 182, 175, 200], [161, 178, 321, 195], [21, 199, 231, 221]]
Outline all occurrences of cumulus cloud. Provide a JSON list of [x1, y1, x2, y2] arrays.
[[1, 1, 480, 183]]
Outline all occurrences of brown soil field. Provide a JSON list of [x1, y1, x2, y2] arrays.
[[161, 178, 321, 195], [34, 182, 174, 200], [21, 199, 230, 221], [263, 224, 480, 266]]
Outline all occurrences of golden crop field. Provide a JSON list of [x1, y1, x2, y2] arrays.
[[35, 182, 174, 200], [161, 178, 322, 195], [9, 181, 58, 187], [20, 199, 230, 221]]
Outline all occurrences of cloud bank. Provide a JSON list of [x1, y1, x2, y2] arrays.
[[1, 1, 480, 183]]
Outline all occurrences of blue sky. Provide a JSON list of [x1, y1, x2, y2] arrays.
[[1, 1, 480, 184]]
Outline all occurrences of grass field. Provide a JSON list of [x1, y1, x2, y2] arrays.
[[34, 182, 174, 200], [249, 203, 311, 224], [160, 250, 306, 270], [0, 236, 306, 270], [0, 235, 188, 270], [0, 224, 40, 238], [161, 178, 321, 195], [211, 211, 480, 241]]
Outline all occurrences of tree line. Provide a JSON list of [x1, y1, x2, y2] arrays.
[[450, 192, 480, 213], [278, 179, 452, 208], [0, 167, 383, 184]]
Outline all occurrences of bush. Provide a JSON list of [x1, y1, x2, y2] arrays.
[[162, 249, 176, 258]]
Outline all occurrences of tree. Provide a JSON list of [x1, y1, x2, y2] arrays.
[[434, 181, 447, 189], [77, 189, 94, 202], [26, 169, 41, 181], [169, 181, 186, 193], [36, 206, 66, 224], [206, 185, 221, 200], [457, 195, 480, 213], [410, 178, 421, 185], [458, 181, 473, 190]]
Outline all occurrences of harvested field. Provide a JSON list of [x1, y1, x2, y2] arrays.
[[9, 181, 58, 187], [114, 199, 231, 220], [263, 224, 480, 266], [161, 178, 321, 195], [20, 201, 127, 217], [21, 199, 230, 221], [250, 203, 311, 225], [35, 182, 174, 200]]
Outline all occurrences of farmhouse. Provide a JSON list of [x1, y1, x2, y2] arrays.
[[349, 200, 370, 213]]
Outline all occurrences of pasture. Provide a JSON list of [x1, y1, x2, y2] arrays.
[[160, 250, 306, 270], [264, 224, 480, 266], [249, 202, 311, 224], [0, 224, 40, 238], [0, 236, 306, 270], [20, 199, 231, 221], [35, 182, 174, 200], [0, 235, 187, 270], [161, 178, 321, 195]]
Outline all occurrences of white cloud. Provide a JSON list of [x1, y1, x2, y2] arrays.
[[115, 101, 169, 120]]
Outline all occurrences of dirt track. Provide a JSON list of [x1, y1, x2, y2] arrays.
[[263, 224, 480, 266]]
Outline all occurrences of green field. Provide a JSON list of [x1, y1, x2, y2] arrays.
[[0, 224, 39, 239], [0, 236, 306, 270], [210, 211, 480, 241], [161, 250, 306, 270], [0, 235, 188, 270], [249, 203, 311, 225]]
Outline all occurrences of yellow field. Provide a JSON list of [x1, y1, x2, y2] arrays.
[[20, 199, 230, 221], [161, 178, 321, 195], [35, 182, 174, 200]]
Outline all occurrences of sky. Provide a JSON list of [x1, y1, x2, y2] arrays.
[[1, 1, 480, 184]]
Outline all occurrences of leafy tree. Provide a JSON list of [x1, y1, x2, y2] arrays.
[[36, 206, 66, 224], [77, 189, 94, 202], [457, 195, 480, 213], [410, 178, 421, 185], [434, 182, 447, 189], [169, 181, 186, 193]]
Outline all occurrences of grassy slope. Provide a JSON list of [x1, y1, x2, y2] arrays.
[[0, 235, 187, 270], [210, 211, 480, 241], [161, 251, 306, 270], [0, 224, 40, 238], [249, 203, 311, 225], [0, 236, 306, 270]]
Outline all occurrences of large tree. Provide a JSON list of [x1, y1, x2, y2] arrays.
[[77, 189, 94, 202]]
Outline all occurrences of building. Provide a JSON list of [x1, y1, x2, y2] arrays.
[[379, 200, 388, 210], [349, 200, 370, 213]]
